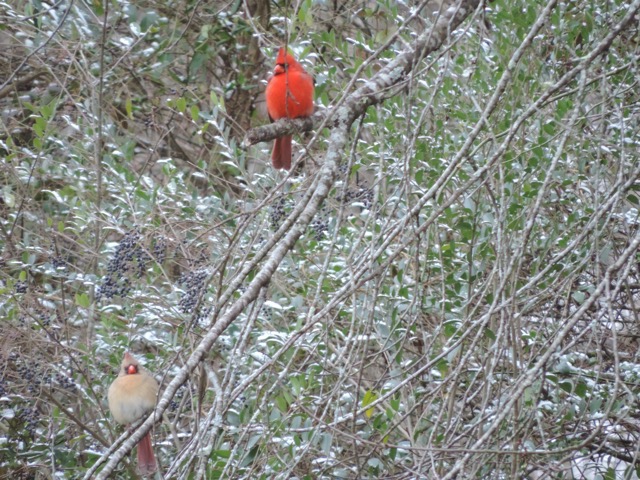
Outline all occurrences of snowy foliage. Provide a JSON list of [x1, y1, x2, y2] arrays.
[[1, 0, 639, 478]]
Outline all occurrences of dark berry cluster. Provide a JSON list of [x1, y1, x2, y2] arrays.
[[51, 255, 67, 269], [39, 313, 51, 327], [134, 249, 150, 278], [97, 229, 148, 300], [34, 308, 52, 327], [169, 385, 186, 412], [269, 196, 290, 231], [194, 304, 214, 327], [17, 361, 42, 395], [49, 251, 71, 269], [16, 362, 39, 383], [152, 235, 167, 263], [310, 206, 330, 241], [18, 406, 39, 438], [97, 275, 130, 301], [341, 186, 374, 209], [15, 280, 27, 293], [260, 303, 273, 322], [179, 268, 209, 313], [54, 372, 76, 391], [17, 310, 49, 329], [49, 240, 73, 269]]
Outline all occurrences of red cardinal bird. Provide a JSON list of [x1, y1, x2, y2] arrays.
[[265, 47, 315, 170], [108, 352, 159, 476]]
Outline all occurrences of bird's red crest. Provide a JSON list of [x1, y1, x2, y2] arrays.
[[275, 47, 290, 66]]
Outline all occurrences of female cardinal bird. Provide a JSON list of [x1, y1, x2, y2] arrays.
[[265, 47, 315, 170], [108, 352, 159, 475]]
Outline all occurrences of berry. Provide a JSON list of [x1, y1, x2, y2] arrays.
[[97, 228, 147, 300], [152, 235, 167, 263], [179, 268, 209, 313], [310, 206, 329, 241], [269, 196, 289, 231], [18, 406, 39, 438], [54, 372, 77, 391], [15, 281, 27, 293]]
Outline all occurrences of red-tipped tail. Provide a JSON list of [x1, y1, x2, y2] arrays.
[[137, 431, 157, 476], [271, 136, 292, 170]]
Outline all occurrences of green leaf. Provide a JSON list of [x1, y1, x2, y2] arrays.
[[76, 293, 91, 308], [589, 397, 603, 414], [443, 321, 459, 338], [41, 99, 57, 120], [33, 116, 46, 137], [604, 467, 616, 480], [189, 52, 207, 75], [559, 381, 573, 393], [362, 390, 377, 418], [176, 97, 187, 114], [191, 105, 200, 122], [575, 381, 587, 398], [2, 186, 15, 208], [140, 11, 159, 32], [320, 433, 332, 454], [91, 0, 104, 16], [436, 359, 449, 376], [484, 327, 496, 340]]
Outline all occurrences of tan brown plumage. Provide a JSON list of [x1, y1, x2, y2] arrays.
[[108, 352, 159, 475]]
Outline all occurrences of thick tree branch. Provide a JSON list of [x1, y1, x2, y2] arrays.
[[243, 114, 317, 146]]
